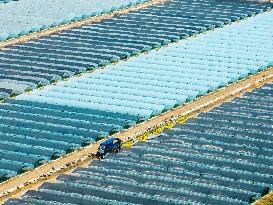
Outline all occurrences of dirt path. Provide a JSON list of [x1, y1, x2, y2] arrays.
[[254, 191, 273, 205], [0, 67, 272, 203]]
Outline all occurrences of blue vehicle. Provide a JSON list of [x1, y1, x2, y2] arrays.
[[96, 138, 122, 159]]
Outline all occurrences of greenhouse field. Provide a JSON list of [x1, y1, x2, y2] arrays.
[[5, 82, 273, 205], [0, 4, 273, 180], [0, 0, 273, 204], [0, 0, 271, 99], [0, 0, 147, 41]]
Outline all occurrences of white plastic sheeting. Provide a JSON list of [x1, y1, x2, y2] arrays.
[[16, 10, 273, 119], [0, 0, 271, 100]]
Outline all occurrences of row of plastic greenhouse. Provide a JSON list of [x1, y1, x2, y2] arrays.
[[0, 0, 147, 41], [5, 82, 273, 204], [0, 0, 271, 100], [1, 1, 273, 205], [0, 0, 273, 181]]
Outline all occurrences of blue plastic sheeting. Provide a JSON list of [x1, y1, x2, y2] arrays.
[[0, 0, 146, 41], [5, 83, 273, 205], [1, 8, 273, 180], [0, 0, 271, 100]]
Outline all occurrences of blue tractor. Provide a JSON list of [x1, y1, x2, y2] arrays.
[[96, 138, 122, 159]]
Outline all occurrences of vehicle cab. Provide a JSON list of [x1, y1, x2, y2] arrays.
[[96, 138, 122, 159]]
